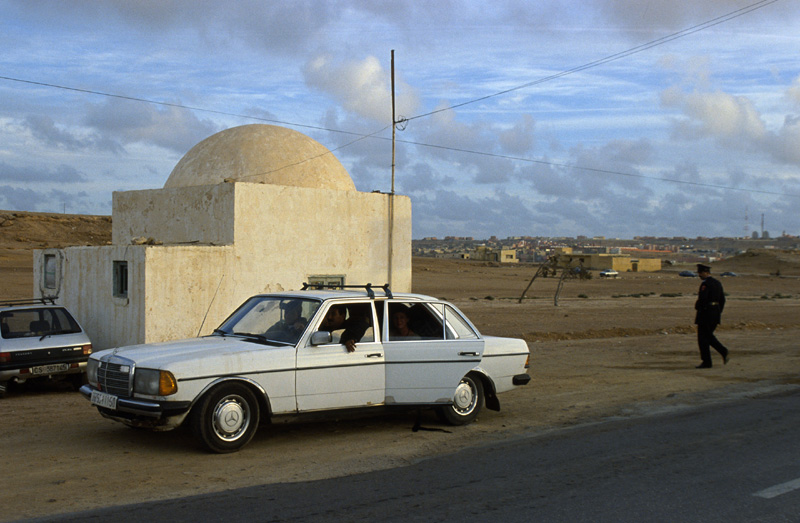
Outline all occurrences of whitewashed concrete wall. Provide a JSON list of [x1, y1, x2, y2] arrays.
[[113, 183, 236, 246], [35, 245, 146, 350], [233, 183, 411, 294], [142, 245, 234, 342]]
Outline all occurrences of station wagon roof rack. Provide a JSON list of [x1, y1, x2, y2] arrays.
[[0, 297, 58, 307], [301, 283, 392, 299]]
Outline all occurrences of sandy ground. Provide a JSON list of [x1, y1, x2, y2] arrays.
[[1, 213, 799, 520]]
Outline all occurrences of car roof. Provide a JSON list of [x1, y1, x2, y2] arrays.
[[0, 298, 64, 313], [249, 289, 439, 302]]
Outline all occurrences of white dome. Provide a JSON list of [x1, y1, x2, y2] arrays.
[[165, 124, 356, 191]]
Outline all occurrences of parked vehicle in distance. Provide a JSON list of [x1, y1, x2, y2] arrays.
[[81, 285, 531, 453], [721, 271, 738, 277], [599, 269, 619, 278], [679, 271, 697, 277], [0, 298, 93, 397]]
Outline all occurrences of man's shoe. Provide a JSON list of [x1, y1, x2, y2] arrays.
[[696, 363, 712, 369], [723, 353, 730, 365]]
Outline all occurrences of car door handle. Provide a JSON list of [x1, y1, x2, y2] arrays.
[[459, 351, 479, 357], [365, 353, 383, 358]]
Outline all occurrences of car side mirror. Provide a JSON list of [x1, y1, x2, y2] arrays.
[[310, 331, 332, 346]]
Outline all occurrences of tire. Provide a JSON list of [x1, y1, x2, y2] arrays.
[[437, 374, 484, 425], [192, 382, 260, 453], [69, 372, 87, 391]]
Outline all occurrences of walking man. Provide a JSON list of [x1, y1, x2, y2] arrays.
[[694, 264, 730, 368]]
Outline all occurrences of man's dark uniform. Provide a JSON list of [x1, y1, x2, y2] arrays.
[[694, 264, 729, 368]]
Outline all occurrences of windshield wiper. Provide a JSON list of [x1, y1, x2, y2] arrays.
[[231, 332, 286, 346]]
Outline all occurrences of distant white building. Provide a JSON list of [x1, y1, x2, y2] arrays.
[[35, 124, 411, 350]]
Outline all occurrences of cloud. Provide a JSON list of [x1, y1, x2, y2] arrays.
[[0, 162, 88, 183], [412, 188, 541, 238], [83, 98, 219, 154], [0, 184, 105, 214], [662, 87, 766, 145], [304, 54, 421, 123]]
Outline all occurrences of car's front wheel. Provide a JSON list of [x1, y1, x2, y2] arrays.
[[437, 374, 484, 425], [192, 383, 260, 453]]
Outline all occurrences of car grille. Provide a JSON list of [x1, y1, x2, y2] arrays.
[[97, 357, 133, 396]]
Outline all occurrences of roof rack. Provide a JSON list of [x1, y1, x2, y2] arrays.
[[301, 283, 393, 299], [0, 297, 58, 307]]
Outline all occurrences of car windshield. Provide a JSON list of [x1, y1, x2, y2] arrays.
[[214, 297, 321, 346]]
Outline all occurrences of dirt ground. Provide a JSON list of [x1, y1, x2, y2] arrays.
[[1, 212, 800, 521]]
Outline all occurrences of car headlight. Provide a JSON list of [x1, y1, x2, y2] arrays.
[[86, 358, 99, 385], [133, 368, 178, 396]]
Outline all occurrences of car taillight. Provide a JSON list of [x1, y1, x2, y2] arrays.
[[0, 352, 9, 363], [82, 344, 93, 355], [524, 355, 530, 369]]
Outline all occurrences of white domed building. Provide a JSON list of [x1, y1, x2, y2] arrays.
[[35, 124, 411, 350]]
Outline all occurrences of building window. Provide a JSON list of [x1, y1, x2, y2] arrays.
[[113, 261, 128, 298], [43, 254, 57, 289], [307, 275, 345, 289]]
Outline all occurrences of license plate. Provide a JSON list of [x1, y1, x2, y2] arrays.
[[30, 363, 70, 375], [91, 390, 118, 410]]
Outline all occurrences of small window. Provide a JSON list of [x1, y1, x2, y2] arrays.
[[44, 254, 57, 289], [307, 275, 345, 289], [113, 261, 128, 298]]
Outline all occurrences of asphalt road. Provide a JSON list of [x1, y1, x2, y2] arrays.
[[27, 387, 800, 523]]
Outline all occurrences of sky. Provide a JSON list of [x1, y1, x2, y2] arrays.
[[1, 0, 799, 240]]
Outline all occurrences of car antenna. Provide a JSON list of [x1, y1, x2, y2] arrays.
[[197, 274, 225, 336]]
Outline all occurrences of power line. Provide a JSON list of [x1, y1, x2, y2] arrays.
[[389, 137, 800, 198], [0, 74, 366, 139], [405, 0, 780, 122]]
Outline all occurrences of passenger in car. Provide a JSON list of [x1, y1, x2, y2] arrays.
[[319, 305, 369, 352], [390, 309, 420, 340]]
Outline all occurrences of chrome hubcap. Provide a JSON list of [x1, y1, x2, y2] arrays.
[[453, 379, 476, 414], [212, 395, 250, 441]]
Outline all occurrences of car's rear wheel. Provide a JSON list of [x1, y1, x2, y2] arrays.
[[437, 375, 484, 425], [192, 382, 260, 453]]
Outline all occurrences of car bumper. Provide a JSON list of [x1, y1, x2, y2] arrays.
[[0, 361, 85, 382], [79, 384, 192, 430], [513, 373, 531, 385]]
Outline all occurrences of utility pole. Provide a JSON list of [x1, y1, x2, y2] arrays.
[[388, 50, 396, 289], [391, 49, 396, 195]]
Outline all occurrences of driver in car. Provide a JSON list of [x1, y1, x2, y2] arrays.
[[266, 300, 307, 343]]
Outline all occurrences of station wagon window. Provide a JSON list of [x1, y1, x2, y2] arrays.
[[0, 307, 81, 339]]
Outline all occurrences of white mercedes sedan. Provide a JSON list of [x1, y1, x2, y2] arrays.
[[81, 285, 531, 453]]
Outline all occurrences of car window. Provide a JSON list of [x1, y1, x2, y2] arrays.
[[387, 302, 477, 341], [0, 307, 82, 339], [316, 301, 375, 344]]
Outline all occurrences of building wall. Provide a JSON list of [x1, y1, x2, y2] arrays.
[[35, 246, 146, 350], [232, 184, 411, 295], [142, 245, 235, 342], [112, 184, 236, 246], [581, 253, 662, 272]]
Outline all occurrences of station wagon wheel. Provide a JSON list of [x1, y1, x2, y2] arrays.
[[192, 383, 260, 453], [437, 375, 484, 425]]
